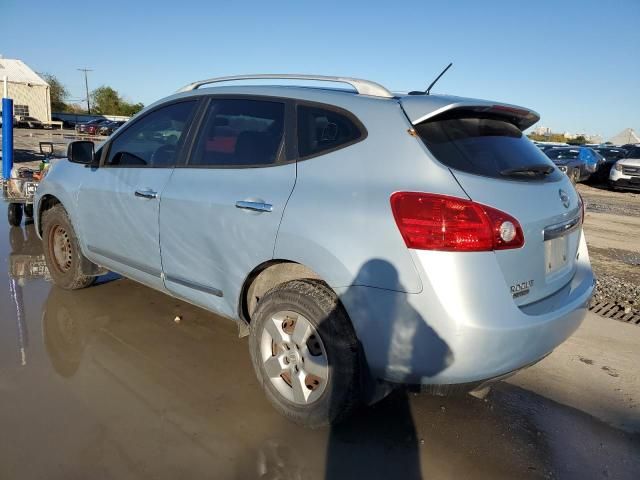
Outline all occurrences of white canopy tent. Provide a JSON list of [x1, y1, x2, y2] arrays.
[[608, 128, 640, 145]]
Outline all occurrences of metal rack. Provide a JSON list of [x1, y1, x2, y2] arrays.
[[177, 74, 394, 98]]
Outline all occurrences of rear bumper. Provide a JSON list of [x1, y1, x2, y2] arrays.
[[337, 232, 594, 386]]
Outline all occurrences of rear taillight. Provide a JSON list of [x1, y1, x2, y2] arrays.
[[390, 192, 524, 252]]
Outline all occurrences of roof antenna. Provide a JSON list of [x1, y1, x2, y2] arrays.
[[409, 62, 453, 95]]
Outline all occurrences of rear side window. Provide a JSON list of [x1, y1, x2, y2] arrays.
[[297, 105, 362, 158], [190, 99, 285, 167], [415, 111, 559, 180]]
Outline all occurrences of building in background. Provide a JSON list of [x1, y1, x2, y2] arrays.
[[0, 58, 51, 122]]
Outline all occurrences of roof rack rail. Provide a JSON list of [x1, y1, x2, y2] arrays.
[[176, 74, 394, 98]]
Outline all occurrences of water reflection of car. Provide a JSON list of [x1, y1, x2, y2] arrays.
[[9, 226, 50, 282], [544, 146, 602, 183], [43, 286, 109, 377], [7, 224, 51, 367]]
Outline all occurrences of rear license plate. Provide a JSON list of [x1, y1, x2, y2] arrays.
[[545, 236, 569, 275], [25, 182, 37, 196]]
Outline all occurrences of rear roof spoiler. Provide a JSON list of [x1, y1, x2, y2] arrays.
[[400, 95, 540, 130]]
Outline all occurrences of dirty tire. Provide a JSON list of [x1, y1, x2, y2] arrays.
[[249, 279, 361, 428], [8, 203, 23, 226], [24, 204, 34, 218], [42, 204, 95, 290]]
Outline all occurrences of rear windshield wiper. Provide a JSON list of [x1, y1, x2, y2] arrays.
[[500, 164, 555, 177]]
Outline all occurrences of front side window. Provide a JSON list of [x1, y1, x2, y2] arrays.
[[105, 101, 196, 167], [190, 99, 285, 167], [297, 105, 362, 158]]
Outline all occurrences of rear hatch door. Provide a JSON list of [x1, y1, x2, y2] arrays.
[[403, 98, 582, 306]]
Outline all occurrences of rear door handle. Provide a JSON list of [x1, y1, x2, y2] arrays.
[[235, 200, 273, 213], [135, 189, 158, 199]]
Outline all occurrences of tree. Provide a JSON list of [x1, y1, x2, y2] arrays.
[[41, 73, 70, 112], [567, 135, 587, 146], [91, 86, 144, 116]]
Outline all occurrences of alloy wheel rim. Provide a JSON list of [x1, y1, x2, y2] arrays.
[[50, 225, 73, 273], [260, 310, 329, 405]]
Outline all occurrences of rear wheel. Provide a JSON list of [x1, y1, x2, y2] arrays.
[[249, 280, 361, 428], [8, 203, 23, 226], [42, 204, 95, 290]]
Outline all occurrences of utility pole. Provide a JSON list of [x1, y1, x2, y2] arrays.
[[77, 68, 92, 114]]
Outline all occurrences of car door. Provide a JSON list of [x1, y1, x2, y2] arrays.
[[159, 97, 296, 317], [75, 99, 198, 290]]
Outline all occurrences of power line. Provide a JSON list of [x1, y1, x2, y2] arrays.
[[77, 68, 93, 114]]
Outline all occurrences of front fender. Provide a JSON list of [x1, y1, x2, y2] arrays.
[[34, 160, 85, 245]]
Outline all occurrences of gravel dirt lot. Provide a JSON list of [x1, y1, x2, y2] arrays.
[[578, 183, 640, 312]]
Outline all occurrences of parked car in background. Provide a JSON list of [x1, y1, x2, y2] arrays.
[[620, 143, 640, 151], [75, 118, 109, 134], [97, 120, 126, 136], [610, 146, 640, 191], [35, 74, 593, 427], [85, 119, 112, 136], [15, 115, 44, 129], [545, 147, 601, 183], [534, 142, 569, 152], [52, 116, 77, 130], [593, 147, 627, 182]]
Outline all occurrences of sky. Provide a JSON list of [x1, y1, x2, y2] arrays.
[[2, 0, 639, 139]]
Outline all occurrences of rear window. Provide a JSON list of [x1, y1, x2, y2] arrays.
[[415, 111, 560, 181]]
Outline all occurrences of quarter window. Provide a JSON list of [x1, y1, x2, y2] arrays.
[[190, 99, 285, 167], [105, 101, 196, 167], [297, 105, 362, 158]]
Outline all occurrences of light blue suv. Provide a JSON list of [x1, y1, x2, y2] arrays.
[[35, 74, 594, 427]]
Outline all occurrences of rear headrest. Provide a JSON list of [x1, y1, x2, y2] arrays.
[[235, 131, 277, 165]]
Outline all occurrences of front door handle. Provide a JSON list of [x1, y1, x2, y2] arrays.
[[235, 200, 273, 213], [135, 189, 158, 199]]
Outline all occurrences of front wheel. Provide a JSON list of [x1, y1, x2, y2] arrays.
[[8, 203, 23, 226], [249, 280, 362, 428], [571, 169, 580, 184], [42, 204, 95, 290]]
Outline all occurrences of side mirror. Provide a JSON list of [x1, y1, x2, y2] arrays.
[[67, 141, 96, 165]]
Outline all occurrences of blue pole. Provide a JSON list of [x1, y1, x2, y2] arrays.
[[2, 97, 14, 179]]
